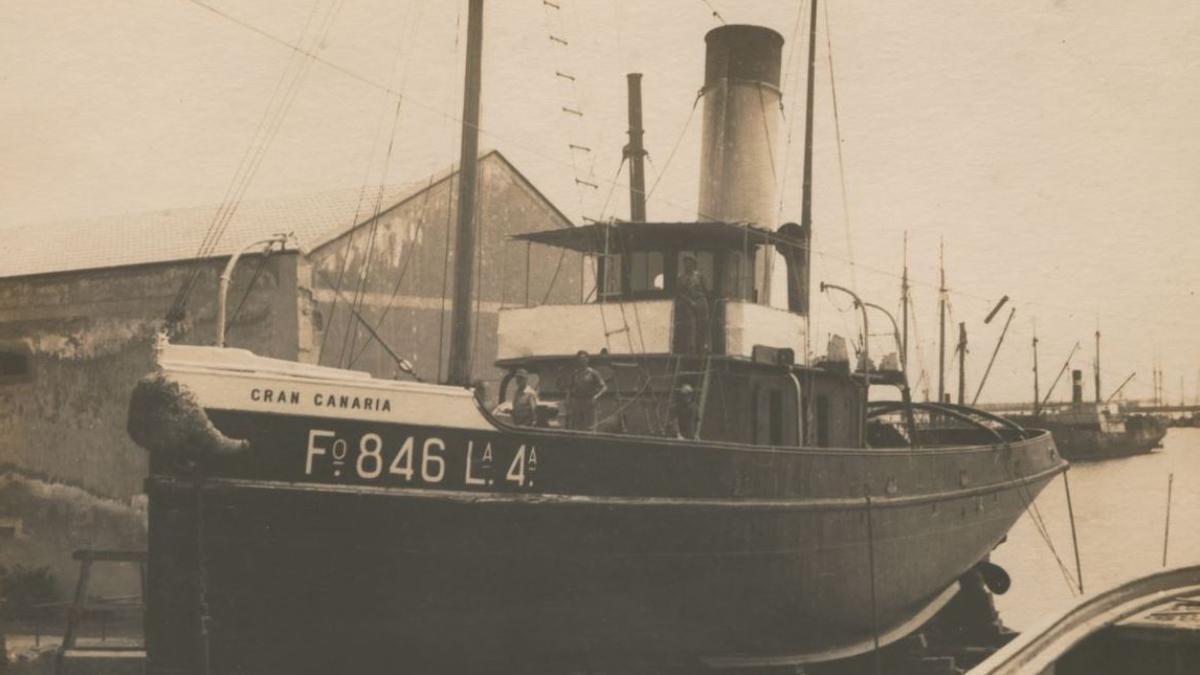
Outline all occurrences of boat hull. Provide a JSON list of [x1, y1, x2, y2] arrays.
[[143, 410, 1062, 672], [1010, 416, 1166, 462]]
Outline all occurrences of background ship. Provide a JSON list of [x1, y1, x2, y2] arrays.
[[1009, 329, 1167, 461]]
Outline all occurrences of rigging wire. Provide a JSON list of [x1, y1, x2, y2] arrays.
[[435, 5, 464, 383], [175, 1, 346, 333], [180, 1, 1200, 343], [172, 0, 321, 302], [315, 0, 431, 367], [906, 277, 933, 401], [337, 0, 426, 368], [698, 0, 727, 25], [1009, 465, 1082, 595], [755, 85, 778, 183], [346, 174, 439, 368], [539, 248, 570, 306], [170, 0, 334, 323], [598, 157, 628, 222], [189, 1, 341, 272], [436, 167, 456, 382], [646, 92, 701, 203], [824, 0, 857, 292], [775, 0, 810, 224]]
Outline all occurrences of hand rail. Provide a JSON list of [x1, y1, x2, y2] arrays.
[[216, 235, 290, 347], [867, 400, 1023, 443]]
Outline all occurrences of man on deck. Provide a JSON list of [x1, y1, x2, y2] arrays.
[[668, 383, 699, 440], [566, 350, 607, 431], [509, 368, 539, 427]]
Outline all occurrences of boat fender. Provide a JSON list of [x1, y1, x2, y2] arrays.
[[127, 374, 249, 460], [977, 560, 1012, 595]]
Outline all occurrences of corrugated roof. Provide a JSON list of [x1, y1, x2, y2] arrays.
[[0, 150, 549, 280]]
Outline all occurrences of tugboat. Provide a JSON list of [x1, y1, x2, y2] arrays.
[[128, 4, 1065, 672]]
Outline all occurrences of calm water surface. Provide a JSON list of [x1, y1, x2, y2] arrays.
[[992, 426, 1200, 630]]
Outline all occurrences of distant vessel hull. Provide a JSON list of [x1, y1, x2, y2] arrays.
[[1010, 415, 1166, 462], [135, 346, 1065, 671]]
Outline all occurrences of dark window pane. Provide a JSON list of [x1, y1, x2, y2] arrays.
[[629, 251, 664, 292], [0, 352, 31, 383]]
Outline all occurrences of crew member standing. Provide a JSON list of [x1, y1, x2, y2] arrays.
[[509, 368, 539, 427], [566, 350, 607, 430], [668, 383, 699, 439], [675, 256, 709, 355]]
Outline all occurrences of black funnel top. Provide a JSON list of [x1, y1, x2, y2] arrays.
[[704, 25, 784, 88]]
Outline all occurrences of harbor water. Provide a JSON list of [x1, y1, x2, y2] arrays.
[[993, 426, 1200, 630]]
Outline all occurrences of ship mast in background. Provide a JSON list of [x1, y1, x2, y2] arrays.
[[937, 239, 947, 403], [1032, 324, 1041, 416], [800, 0, 818, 248], [956, 322, 967, 405], [901, 232, 909, 376]]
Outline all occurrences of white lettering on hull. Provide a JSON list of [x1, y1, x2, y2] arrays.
[[304, 429, 538, 490]]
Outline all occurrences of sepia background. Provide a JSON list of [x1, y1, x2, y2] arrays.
[[3, 0, 1198, 406]]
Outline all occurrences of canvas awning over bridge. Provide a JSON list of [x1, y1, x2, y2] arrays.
[[512, 221, 792, 254]]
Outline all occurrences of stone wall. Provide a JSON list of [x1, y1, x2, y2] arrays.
[[0, 255, 299, 501]]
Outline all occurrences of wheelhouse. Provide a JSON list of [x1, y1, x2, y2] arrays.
[[494, 220, 872, 449]]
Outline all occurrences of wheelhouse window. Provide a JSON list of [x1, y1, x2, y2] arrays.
[[0, 350, 32, 385], [722, 249, 755, 301], [599, 253, 623, 300], [629, 251, 664, 295]]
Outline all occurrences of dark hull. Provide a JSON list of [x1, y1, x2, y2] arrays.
[[1010, 417, 1167, 462], [144, 404, 1063, 673]]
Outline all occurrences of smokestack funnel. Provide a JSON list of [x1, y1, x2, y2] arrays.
[[1072, 369, 1083, 405], [698, 25, 784, 304]]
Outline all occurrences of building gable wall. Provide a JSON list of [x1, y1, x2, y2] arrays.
[[309, 154, 582, 398]]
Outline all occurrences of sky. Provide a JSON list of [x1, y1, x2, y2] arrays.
[[2, 0, 1198, 405]]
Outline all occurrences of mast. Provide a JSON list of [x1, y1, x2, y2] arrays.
[[1032, 326, 1040, 416], [901, 231, 909, 374], [1094, 327, 1102, 404], [625, 73, 647, 222], [800, 0, 818, 237], [937, 239, 946, 403], [446, 0, 485, 387], [956, 322, 967, 405]]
